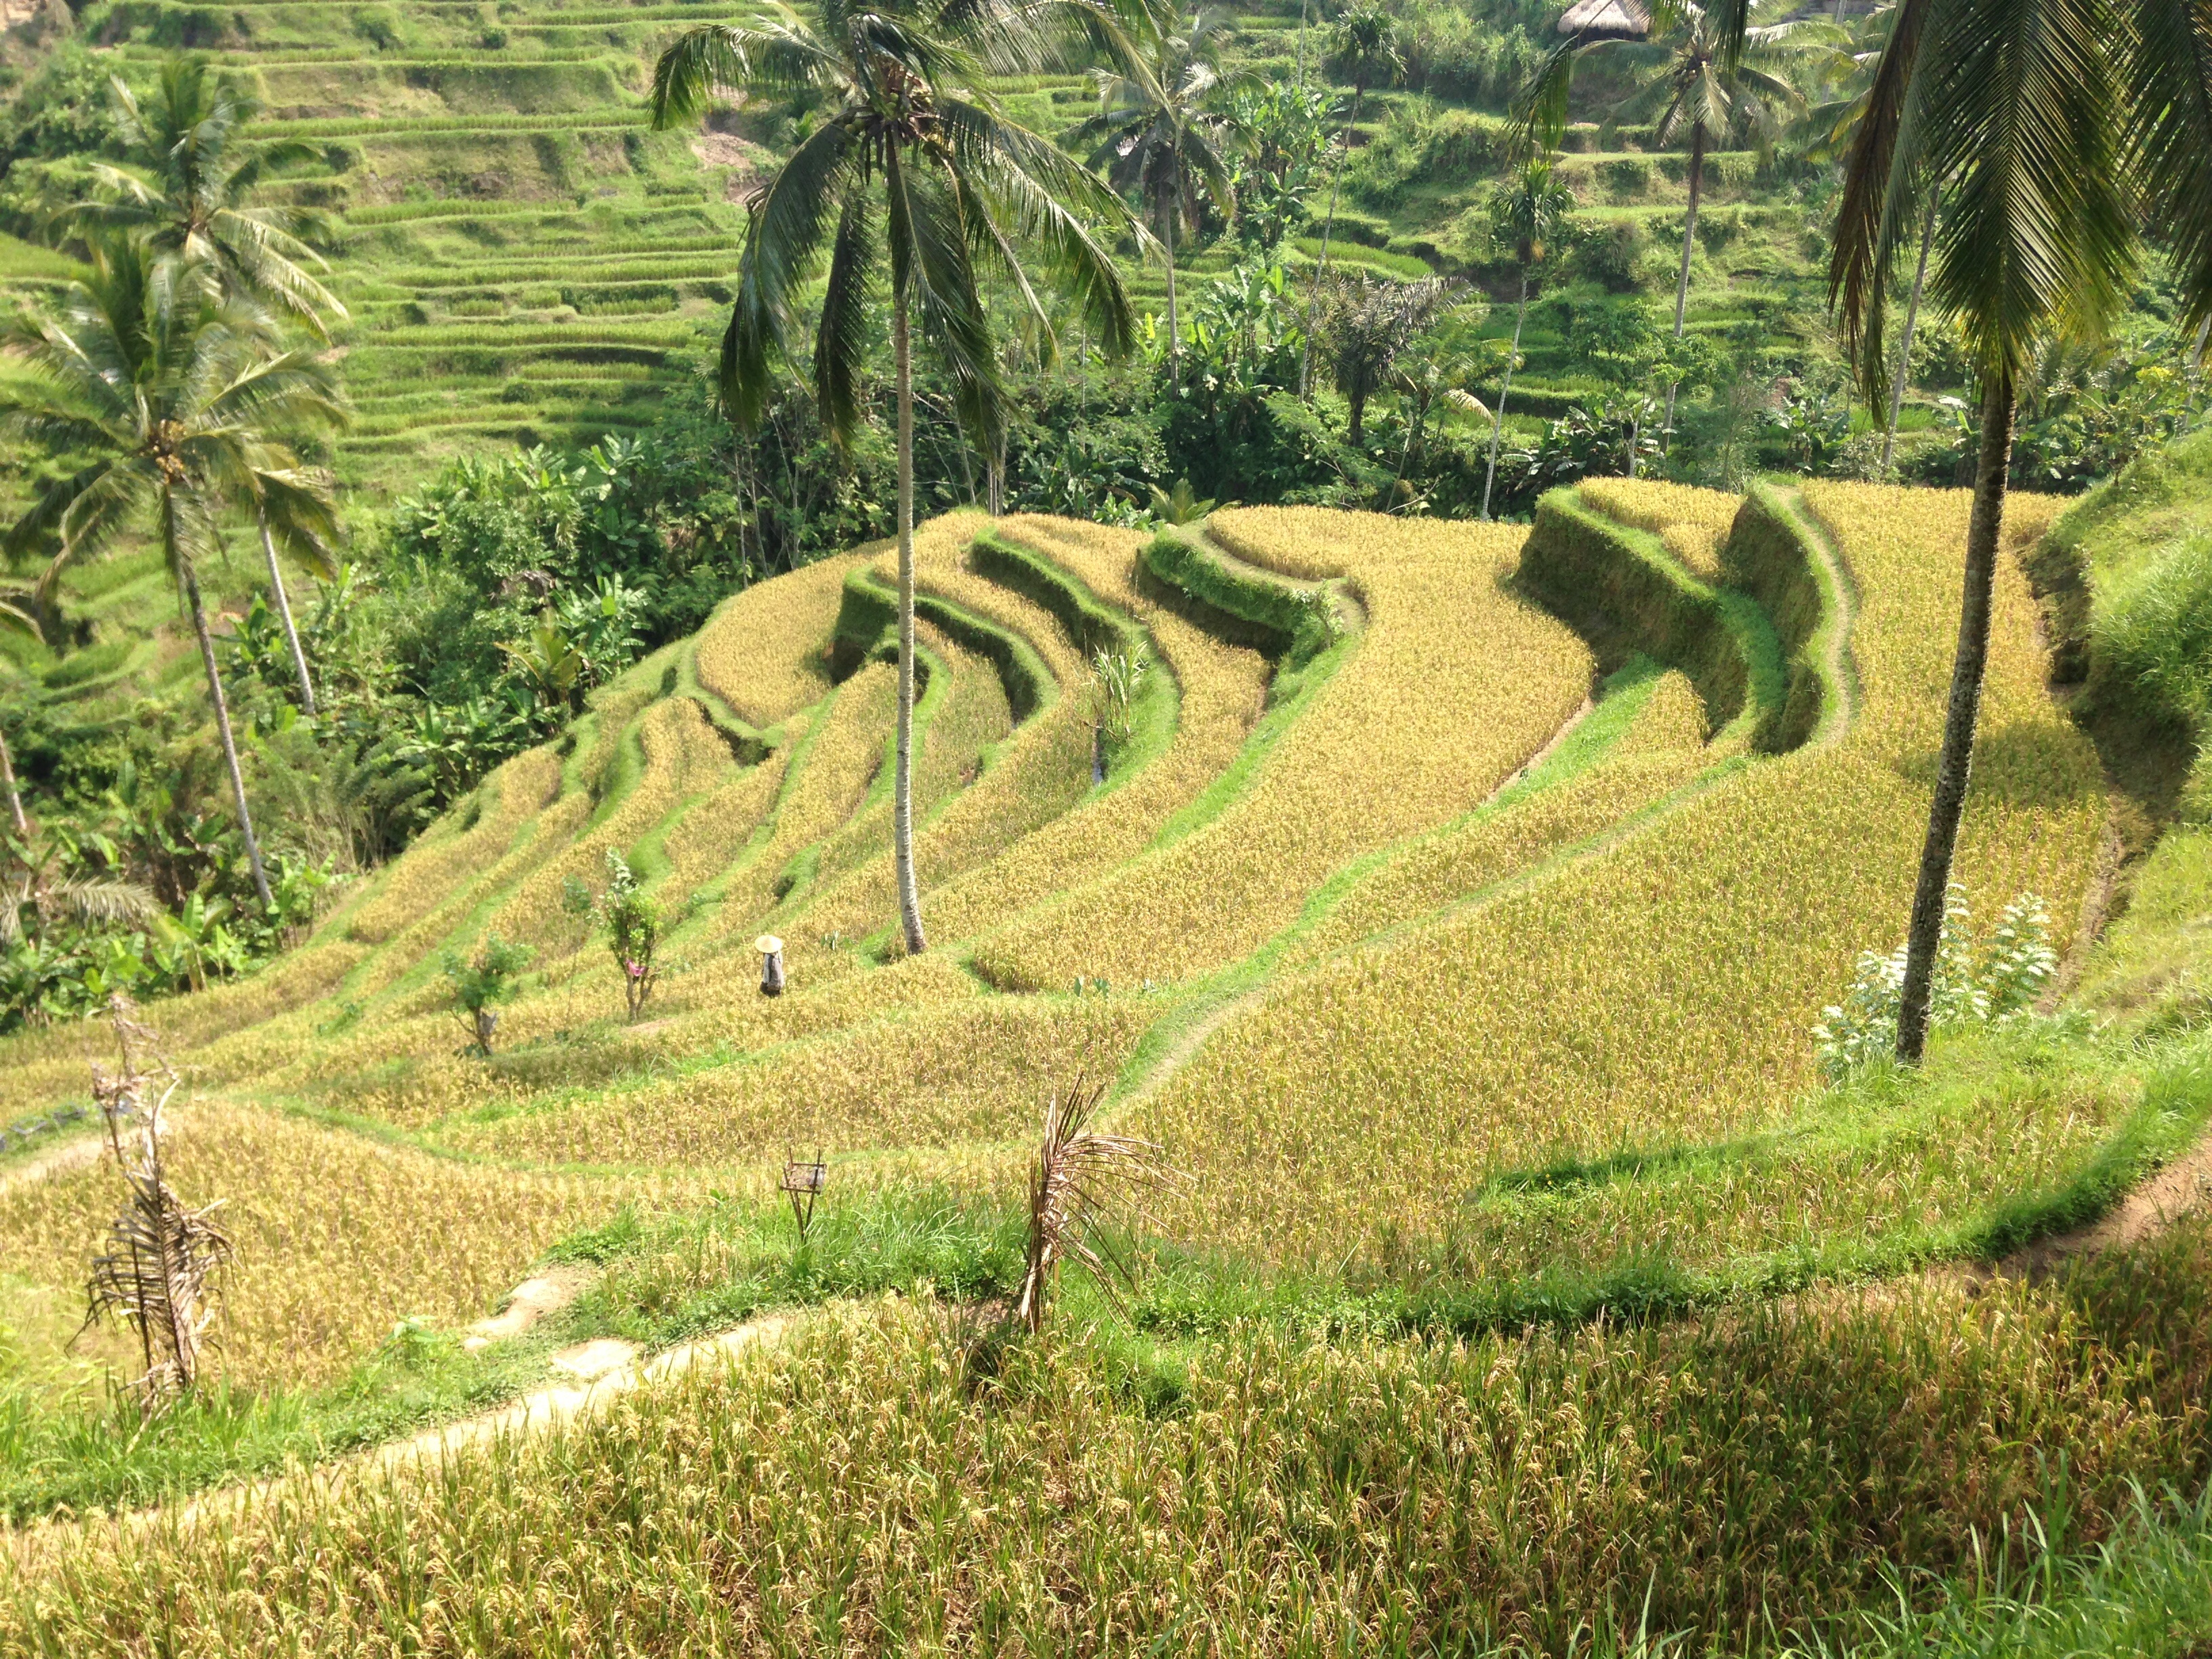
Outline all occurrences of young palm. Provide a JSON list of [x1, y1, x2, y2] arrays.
[[1, 242, 344, 909], [1073, 0, 1242, 370], [1298, 6, 1401, 396], [1818, 0, 2208, 1060], [65, 59, 348, 715], [652, 0, 1141, 957], [1521, 1, 1805, 445], [1481, 159, 1574, 518]]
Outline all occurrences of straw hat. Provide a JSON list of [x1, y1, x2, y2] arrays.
[[754, 934, 784, 955]]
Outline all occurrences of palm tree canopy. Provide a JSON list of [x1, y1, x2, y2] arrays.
[[0, 239, 345, 603], [1324, 272, 1465, 432], [1490, 161, 1576, 264], [1072, 3, 1248, 239], [1717, 0, 2212, 348], [1828, 0, 2150, 396], [651, 0, 1146, 438], [1519, 0, 1808, 158], [63, 58, 347, 340], [1324, 6, 1403, 91]]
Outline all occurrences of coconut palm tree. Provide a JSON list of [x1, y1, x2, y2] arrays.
[[651, 0, 1141, 956], [1298, 5, 1402, 396], [1072, 0, 1242, 371], [1520, 1, 1805, 446], [64, 58, 348, 716], [1816, 0, 2211, 1061], [1481, 159, 1574, 518], [1, 241, 344, 909]]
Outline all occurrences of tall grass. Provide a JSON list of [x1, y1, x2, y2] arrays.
[[14, 1212, 2212, 1649]]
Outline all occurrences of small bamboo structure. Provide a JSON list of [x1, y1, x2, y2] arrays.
[[80, 996, 231, 1410]]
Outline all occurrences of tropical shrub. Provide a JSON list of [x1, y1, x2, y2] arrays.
[[441, 935, 533, 1056], [563, 849, 665, 1022]]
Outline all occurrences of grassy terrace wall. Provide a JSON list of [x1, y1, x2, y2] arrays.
[[1518, 485, 1776, 744]]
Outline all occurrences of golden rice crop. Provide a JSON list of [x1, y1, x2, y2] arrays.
[[1206, 511, 1344, 581], [1133, 486, 2107, 1263], [451, 991, 1155, 1169], [691, 551, 867, 729], [695, 661, 900, 946], [1419, 1055, 2138, 1288], [1612, 666, 1711, 756], [783, 678, 1094, 967], [463, 696, 734, 972], [895, 518, 1271, 947], [321, 693, 652, 1012], [653, 745, 796, 912], [15, 1240, 2212, 1652], [343, 748, 565, 947], [800, 623, 1015, 901], [0, 1103, 649, 1389], [310, 947, 994, 1133], [877, 511, 1086, 687], [1575, 477, 1741, 578], [1281, 693, 1711, 968], [972, 508, 1593, 990]]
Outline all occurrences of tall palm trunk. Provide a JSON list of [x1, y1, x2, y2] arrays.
[[1660, 119, 1705, 452], [1895, 372, 2013, 1063], [1482, 270, 1528, 520], [179, 535, 272, 909], [1162, 192, 1180, 370], [0, 721, 26, 839], [890, 261, 928, 958], [1881, 195, 1938, 478], [1387, 390, 1426, 506], [256, 503, 316, 714], [1298, 82, 1364, 398]]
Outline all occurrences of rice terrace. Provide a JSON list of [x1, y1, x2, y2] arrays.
[[4, 0, 2212, 1645]]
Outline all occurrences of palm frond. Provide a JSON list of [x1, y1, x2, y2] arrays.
[[1829, 0, 1933, 392], [1917, 0, 2134, 373], [652, 21, 839, 123], [814, 190, 880, 443], [2128, 0, 2212, 329], [2, 459, 119, 569], [1013, 1073, 1176, 1334], [725, 119, 860, 424]]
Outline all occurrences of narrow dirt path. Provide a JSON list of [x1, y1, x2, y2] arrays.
[[1994, 1136, 2212, 1283], [0, 1134, 106, 1200], [7, 1314, 793, 1559]]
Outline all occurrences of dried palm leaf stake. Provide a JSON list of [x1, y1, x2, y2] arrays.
[[1014, 1075, 1175, 1335], [81, 997, 231, 1410]]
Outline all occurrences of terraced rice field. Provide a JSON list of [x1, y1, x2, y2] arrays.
[[0, 487, 2124, 1324], [54, 3, 1096, 498], [7, 480, 2209, 1647]]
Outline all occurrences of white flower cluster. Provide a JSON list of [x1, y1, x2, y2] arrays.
[[1814, 887, 2057, 1078]]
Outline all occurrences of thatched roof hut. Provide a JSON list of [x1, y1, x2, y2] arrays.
[[1557, 0, 1652, 38]]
